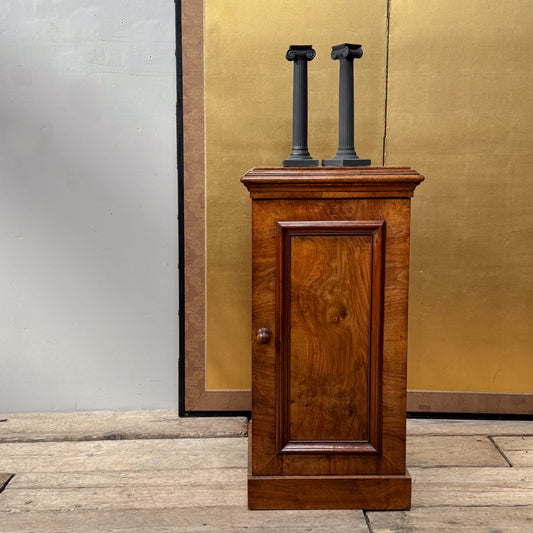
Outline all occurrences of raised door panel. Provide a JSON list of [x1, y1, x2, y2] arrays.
[[276, 221, 384, 454]]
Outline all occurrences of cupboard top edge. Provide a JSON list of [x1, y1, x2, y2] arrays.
[[240, 167, 425, 195]]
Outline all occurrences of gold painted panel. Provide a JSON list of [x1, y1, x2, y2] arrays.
[[182, 0, 251, 411], [204, 0, 389, 389], [187, 0, 532, 403], [387, 0, 533, 392]]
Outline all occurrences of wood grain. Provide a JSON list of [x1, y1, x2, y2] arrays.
[[0, 484, 247, 512], [0, 438, 247, 473], [410, 466, 532, 507], [0, 410, 248, 443], [367, 506, 533, 533], [0, 507, 369, 533], [7, 469, 246, 490], [276, 222, 384, 451], [241, 167, 425, 199], [407, 436, 509, 467], [248, 472, 411, 510], [288, 231, 372, 443], [407, 418, 533, 436], [251, 197, 412, 477]]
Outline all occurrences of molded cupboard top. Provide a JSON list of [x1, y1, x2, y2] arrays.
[[241, 167, 424, 199]]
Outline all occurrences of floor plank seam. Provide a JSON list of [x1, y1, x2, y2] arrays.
[[0, 435, 248, 444], [0, 474, 15, 495], [407, 464, 514, 469], [4, 483, 245, 490], [2, 466, 247, 476], [412, 433, 533, 438], [488, 435, 514, 467], [363, 510, 374, 532], [410, 504, 533, 509], [0, 505, 246, 514], [486, 433, 533, 438]]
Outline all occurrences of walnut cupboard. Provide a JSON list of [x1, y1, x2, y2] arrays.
[[241, 167, 424, 509]]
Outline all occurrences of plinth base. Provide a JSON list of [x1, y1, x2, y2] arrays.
[[283, 158, 319, 167], [322, 157, 372, 167], [248, 470, 411, 510]]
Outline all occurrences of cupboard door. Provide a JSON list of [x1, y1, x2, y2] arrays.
[[252, 199, 410, 477]]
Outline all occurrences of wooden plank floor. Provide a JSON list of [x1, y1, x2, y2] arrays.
[[0, 412, 531, 532]]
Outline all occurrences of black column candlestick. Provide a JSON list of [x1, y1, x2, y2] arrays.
[[283, 45, 318, 167], [323, 43, 371, 167]]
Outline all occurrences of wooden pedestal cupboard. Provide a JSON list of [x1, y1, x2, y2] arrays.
[[241, 167, 424, 510]]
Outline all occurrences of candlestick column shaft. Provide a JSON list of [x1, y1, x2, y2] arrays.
[[338, 58, 355, 155], [283, 45, 318, 167], [323, 43, 371, 167], [292, 58, 309, 155]]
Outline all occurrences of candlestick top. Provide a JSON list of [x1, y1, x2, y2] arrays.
[[286, 45, 316, 62], [331, 43, 363, 61]]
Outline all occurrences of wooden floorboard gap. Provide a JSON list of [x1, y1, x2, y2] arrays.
[[0, 473, 15, 494], [363, 510, 374, 532], [487, 435, 514, 467], [410, 465, 512, 469], [410, 504, 533, 509]]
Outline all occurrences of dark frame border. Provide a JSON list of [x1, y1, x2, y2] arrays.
[[176, 0, 186, 417]]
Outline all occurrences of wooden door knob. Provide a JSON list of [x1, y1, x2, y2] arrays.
[[256, 328, 272, 344]]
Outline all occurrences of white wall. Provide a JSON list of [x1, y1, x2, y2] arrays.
[[0, 1, 178, 412]]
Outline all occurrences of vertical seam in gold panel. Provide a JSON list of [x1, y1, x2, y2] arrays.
[[382, 0, 392, 166]]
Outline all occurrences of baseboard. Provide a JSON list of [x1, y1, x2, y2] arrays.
[[407, 390, 533, 415], [248, 472, 411, 510]]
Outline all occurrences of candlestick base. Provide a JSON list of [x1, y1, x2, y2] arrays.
[[283, 158, 319, 167], [322, 157, 371, 167]]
